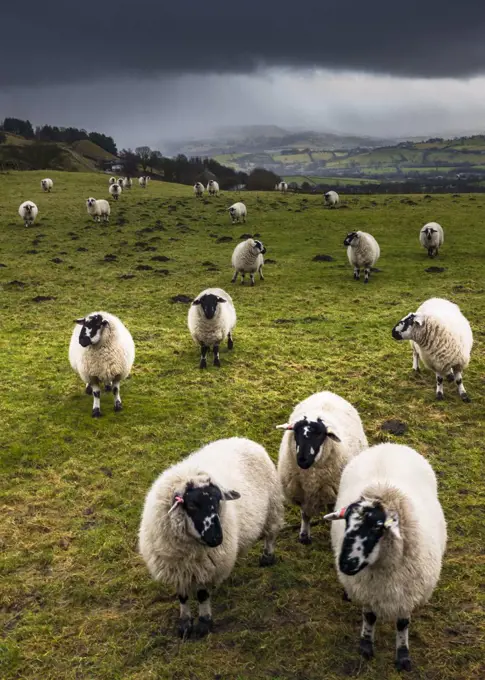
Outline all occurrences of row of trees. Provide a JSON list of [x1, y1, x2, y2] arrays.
[[0, 118, 117, 155]]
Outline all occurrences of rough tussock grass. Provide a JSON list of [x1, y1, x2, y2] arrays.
[[1, 171, 484, 679]]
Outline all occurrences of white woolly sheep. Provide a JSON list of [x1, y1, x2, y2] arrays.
[[207, 180, 220, 196], [86, 197, 110, 223], [325, 190, 339, 207], [117, 177, 124, 185], [139, 436, 284, 638], [344, 231, 380, 283], [18, 201, 38, 227], [41, 178, 53, 192], [277, 181, 288, 193], [109, 183, 122, 201], [228, 202, 247, 224], [231, 238, 266, 286], [123, 177, 133, 190], [419, 222, 444, 258], [187, 287, 236, 368], [325, 443, 446, 672], [145, 176, 150, 183], [392, 297, 473, 402], [109, 176, 117, 185], [138, 176, 147, 188], [194, 181, 204, 198], [69, 311, 135, 417], [277, 391, 368, 544]]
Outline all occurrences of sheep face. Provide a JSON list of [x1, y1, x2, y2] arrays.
[[75, 314, 109, 347], [337, 499, 399, 575], [253, 239, 266, 255], [344, 232, 359, 247], [181, 481, 240, 548], [192, 293, 226, 320], [24, 204, 34, 215], [422, 227, 437, 241], [392, 313, 424, 341], [86, 198, 96, 209], [285, 417, 341, 469]]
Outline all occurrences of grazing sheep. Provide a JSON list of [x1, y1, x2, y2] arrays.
[[145, 176, 150, 183], [207, 180, 220, 196], [277, 181, 288, 193], [117, 177, 125, 185], [228, 202, 247, 224], [187, 287, 236, 368], [325, 443, 446, 672], [139, 176, 147, 188], [325, 190, 340, 207], [277, 391, 368, 544], [419, 222, 444, 258], [109, 183, 122, 201], [344, 231, 380, 283], [231, 238, 266, 286], [41, 178, 53, 192], [123, 178, 133, 190], [18, 201, 38, 227], [109, 177, 117, 185], [139, 436, 284, 638], [86, 197, 110, 223], [392, 297, 473, 402], [194, 182, 204, 198], [69, 311, 135, 417]]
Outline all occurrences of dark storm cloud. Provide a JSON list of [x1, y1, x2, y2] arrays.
[[3, 1, 485, 86]]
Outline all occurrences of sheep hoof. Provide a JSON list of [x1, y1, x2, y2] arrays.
[[178, 617, 193, 639], [199, 359, 207, 369], [193, 616, 213, 638], [213, 358, 221, 368], [114, 400, 122, 412], [85, 385, 93, 395], [461, 393, 471, 403], [364, 279, 369, 284], [395, 647, 412, 672], [299, 533, 312, 545], [92, 407, 101, 418], [259, 552, 276, 567], [227, 340, 234, 350], [359, 638, 374, 660], [436, 393, 444, 401]]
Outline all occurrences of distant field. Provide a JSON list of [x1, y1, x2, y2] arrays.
[[283, 175, 381, 186], [71, 140, 117, 162]]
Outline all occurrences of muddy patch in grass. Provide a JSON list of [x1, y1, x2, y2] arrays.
[[119, 274, 135, 280], [217, 236, 233, 243], [32, 295, 56, 303], [7, 280, 26, 288], [312, 254, 335, 262], [171, 294, 193, 304], [381, 419, 408, 435], [425, 266, 446, 273], [273, 315, 325, 325], [151, 255, 171, 262]]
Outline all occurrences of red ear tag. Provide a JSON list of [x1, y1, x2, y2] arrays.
[[339, 506, 347, 518]]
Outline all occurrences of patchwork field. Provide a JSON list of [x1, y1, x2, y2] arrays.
[[1, 172, 484, 679]]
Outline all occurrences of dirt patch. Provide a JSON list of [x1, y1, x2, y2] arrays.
[[274, 315, 325, 325], [32, 295, 56, 303], [425, 267, 446, 273], [0, 263, 6, 267], [265, 259, 277, 264], [154, 269, 170, 275], [119, 274, 135, 280], [104, 254, 117, 262], [26, 249, 39, 254], [217, 236, 233, 243], [136, 265, 153, 271], [312, 254, 335, 262], [239, 233, 252, 239], [401, 198, 418, 206], [77, 247, 88, 252], [151, 255, 171, 262], [51, 258, 63, 264], [381, 419, 408, 435], [7, 280, 26, 288], [171, 294, 193, 304]]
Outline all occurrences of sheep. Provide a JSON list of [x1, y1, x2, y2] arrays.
[[69, 311, 135, 417], [276, 391, 368, 545], [138, 176, 147, 188], [419, 222, 444, 258], [145, 176, 150, 183], [18, 201, 38, 227], [207, 180, 220, 196], [324, 190, 339, 207], [344, 231, 380, 283], [117, 177, 124, 185], [231, 238, 266, 286], [138, 436, 284, 638], [277, 181, 288, 193], [228, 202, 247, 224], [109, 183, 122, 201], [123, 177, 133, 190], [392, 297, 473, 402], [86, 197, 110, 223], [194, 181, 204, 198], [187, 287, 236, 368], [109, 176, 117, 185], [324, 443, 446, 672], [41, 178, 53, 192]]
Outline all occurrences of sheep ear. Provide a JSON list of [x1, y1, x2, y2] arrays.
[[413, 313, 424, 327], [384, 510, 401, 539], [326, 428, 341, 443], [216, 297, 227, 303], [192, 299, 201, 306], [101, 319, 109, 327], [223, 490, 241, 501], [75, 318, 85, 325]]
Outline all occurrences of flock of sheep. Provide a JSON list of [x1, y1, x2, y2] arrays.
[[14, 174, 473, 673]]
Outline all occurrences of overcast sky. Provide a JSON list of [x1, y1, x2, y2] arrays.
[[2, 1, 485, 149]]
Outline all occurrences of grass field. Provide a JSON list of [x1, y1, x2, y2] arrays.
[[283, 175, 381, 186], [1, 172, 484, 680]]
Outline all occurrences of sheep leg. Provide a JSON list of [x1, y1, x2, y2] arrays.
[[395, 617, 412, 672], [353, 267, 360, 280], [240, 273, 245, 285], [90, 379, 101, 417], [427, 247, 434, 257], [259, 530, 277, 566], [177, 593, 193, 639], [435, 373, 444, 400], [250, 273, 255, 286], [259, 265, 264, 280], [193, 588, 213, 638], [112, 378, 122, 411], [299, 511, 312, 544], [412, 346, 420, 372], [213, 345, 221, 367], [364, 268, 371, 283], [227, 332, 234, 350], [453, 369, 471, 402], [199, 345, 208, 369], [359, 610, 376, 660], [85, 383, 93, 395], [231, 270, 238, 283]]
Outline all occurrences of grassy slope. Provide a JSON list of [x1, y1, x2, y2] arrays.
[[71, 140, 117, 162], [1, 173, 484, 680]]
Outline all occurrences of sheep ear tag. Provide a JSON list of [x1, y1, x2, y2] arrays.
[[384, 511, 401, 539], [275, 423, 294, 430], [168, 494, 184, 515]]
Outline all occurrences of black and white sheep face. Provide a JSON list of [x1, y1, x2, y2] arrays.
[[253, 240, 267, 255], [76, 314, 109, 347], [192, 293, 226, 320], [86, 198, 96, 209], [392, 313, 424, 340], [338, 500, 398, 575], [182, 482, 240, 548], [292, 417, 340, 469], [344, 232, 359, 247], [423, 227, 437, 241], [24, 204, 33, 215]]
